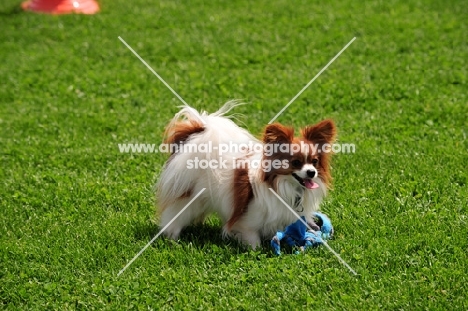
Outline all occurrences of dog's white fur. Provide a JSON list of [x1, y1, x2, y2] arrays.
[[156, 102, 328, 248]]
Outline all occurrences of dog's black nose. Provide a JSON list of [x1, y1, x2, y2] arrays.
[[307, 170, 316, 178]]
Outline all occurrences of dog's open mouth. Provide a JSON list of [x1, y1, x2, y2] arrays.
[[292, 173, 319, 190]]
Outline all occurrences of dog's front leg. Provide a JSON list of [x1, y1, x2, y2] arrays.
[[229, 226, 261, 250]]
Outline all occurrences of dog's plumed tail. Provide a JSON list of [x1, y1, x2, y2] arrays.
[[163, 100, 246, 145], [157, 101, 258, 212]]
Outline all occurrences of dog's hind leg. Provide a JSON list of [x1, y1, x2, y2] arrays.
[[227, 224, 261, 250], [159, 197, 206, 240], [242, 230, 261, 249]]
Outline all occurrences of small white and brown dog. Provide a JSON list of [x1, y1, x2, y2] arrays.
[[156, 102, 336, 248]]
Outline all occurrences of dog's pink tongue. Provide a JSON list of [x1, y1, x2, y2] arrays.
[[305, 179, 319, 189]]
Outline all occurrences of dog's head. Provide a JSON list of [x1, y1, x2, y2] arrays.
[[261, 120, 337, 190]]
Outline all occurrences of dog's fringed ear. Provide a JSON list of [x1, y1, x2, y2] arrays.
[[302, 120, 337, 144], [263, 123, 294, 144]]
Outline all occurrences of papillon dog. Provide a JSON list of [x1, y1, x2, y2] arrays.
[[156, 101, 336, 248]]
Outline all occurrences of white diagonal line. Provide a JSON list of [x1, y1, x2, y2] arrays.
[[118, 36, 206, 124], [118, 188, 206, 276], [118, 36, 188, 106], [268, 37, 356, 124], [268, 188, 357, 275]]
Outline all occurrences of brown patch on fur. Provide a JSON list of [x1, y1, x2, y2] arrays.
[[164, 120, 205, 153], [227, 164, 254, 229], [301, 120, 336, 145], [301, 119, 337, 188], [158, 187, 194, 213], [261, 123, 297, 186], [259, 120, 337, 189], [262, 123, 295, 144], [178, 188, 193, 199], [260, 124, 295, 185]]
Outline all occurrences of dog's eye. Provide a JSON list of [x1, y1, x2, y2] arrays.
[[292, 160, 302, 167], [311, 158, 319, 165]]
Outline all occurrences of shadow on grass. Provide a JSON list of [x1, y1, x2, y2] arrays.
[[0, 3, 23, 16], [132, 218, 275, 255]]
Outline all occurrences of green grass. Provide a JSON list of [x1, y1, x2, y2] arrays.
[[1, 0, 467, 309]]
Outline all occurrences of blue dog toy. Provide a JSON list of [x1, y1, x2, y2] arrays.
[[271, 212, 333, 256]]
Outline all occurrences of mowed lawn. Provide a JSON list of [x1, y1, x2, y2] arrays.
[[1, 0, 467, 309]]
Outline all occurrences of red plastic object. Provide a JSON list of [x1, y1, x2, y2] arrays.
[[22, 0, 99, 14]]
